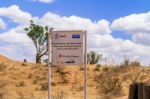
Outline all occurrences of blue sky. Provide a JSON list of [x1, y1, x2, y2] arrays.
[[0, 0, 150, 21], [1, 0, 150, 39], [1, 0, 150, 21], [0, 0, 150, 65]]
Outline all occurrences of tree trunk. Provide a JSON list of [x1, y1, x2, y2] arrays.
[[36, 53, 41, 63]]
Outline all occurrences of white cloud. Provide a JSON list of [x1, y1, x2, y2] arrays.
[[88, 34, 150, 56], [0, 26, 31, 45], [39, 12, 111, 35], [0, 5, 34, 24], [111, 11, 150, 46], [0, 5, 36, 61], [88, 34, 150, 65], [132, 33, 150, 46], [111, 12, 150, 33], [0, 26, 35, 61], [31, 0, 54, 4], [0, 18, 6, 29]]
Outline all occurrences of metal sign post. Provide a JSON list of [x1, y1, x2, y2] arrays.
[[48, 30, 87, 99], [84, 31, 87, 99], [48, 33, 52, 99]]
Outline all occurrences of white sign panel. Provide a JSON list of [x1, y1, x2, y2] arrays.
[[51, 30, 85, 66]]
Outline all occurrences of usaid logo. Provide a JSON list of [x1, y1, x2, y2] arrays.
[[54, 34, 59, 39], [54, 34, 66, 39]]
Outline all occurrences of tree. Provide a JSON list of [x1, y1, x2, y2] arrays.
[[24, 20, 53, 63], [87, 51, 102, 64]]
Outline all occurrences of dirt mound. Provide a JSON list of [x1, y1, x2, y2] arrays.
[[0, 55, 11, 63], [0, 54, 148, 99]]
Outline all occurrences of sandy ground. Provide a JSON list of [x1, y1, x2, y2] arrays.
[[1, 55, 150, 99]]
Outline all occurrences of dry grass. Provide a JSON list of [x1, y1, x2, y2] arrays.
[[0, 55, 150, 99]]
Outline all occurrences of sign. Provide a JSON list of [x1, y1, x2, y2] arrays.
[[51, 30, 85, 66], [48, 30, 87, 99]]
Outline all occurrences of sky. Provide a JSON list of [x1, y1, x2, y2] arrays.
[[0, 0, 150, 65]]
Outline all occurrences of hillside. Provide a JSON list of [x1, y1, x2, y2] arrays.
[[0, 55, 150, 99], [0, 55, 11, 63]]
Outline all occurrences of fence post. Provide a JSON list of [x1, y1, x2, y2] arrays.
[[128, 83, 138, 99], [143, 85, 150, 99], [138, 83, 143, 99]]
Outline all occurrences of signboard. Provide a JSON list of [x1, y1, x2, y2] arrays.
[[51, 30, 85, 66], [48, 30, 87, 99]]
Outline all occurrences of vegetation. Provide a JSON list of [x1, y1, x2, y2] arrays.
[[55, 67, 70, 84], [0, 81, 7, 99], [120, 57, 141, 67], [87, 51, 102, 64], [94, 64, 101, 71], [95, 73, 122, 96], [24, 20, 53, 63], [0, 63, 7, 72], [16, 81, 25, 87], [39, 82, 48, 91]]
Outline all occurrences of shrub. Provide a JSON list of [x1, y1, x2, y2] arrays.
[[120, 57, 141, 67], [121, 57, 130, 67], [79, 67, 84, 71], [33, 79, 37, 84], [32, 75, 40, 84], [40, 82, 48, 91], [0, 63, 7, 72], [94, 64, 101, 71], [28, 73, 32, 79], [16, 81, 25, 87], [51, 82, 56, 86], [95, 73, 123, 96], [52, 91, 68, 99], [87, 51, 102, 64], [102, 66, 110, 72], [75, 83, 83, 92], [56, 67, 70, 84], [0, 81, 7, 99], [130, 61, 141, 67], [21, 63, 27, 66]]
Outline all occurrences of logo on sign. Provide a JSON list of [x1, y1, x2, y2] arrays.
[[54, 34, 66, 39], [65, 60, 75, 64], [72, 34, 80, 39], [54, 34, 59, 39]]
